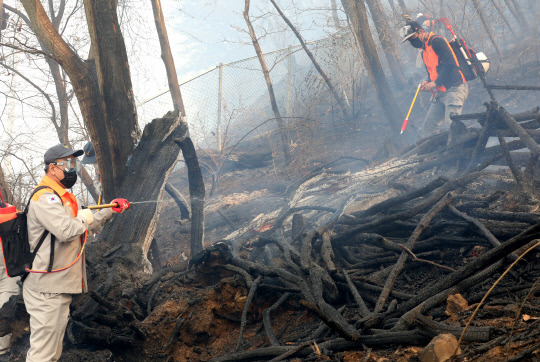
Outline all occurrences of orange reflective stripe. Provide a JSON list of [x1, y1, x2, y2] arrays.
[[423, 33, 466, 91], [423, 33, 447, 92], [32, 175, 78, 216]]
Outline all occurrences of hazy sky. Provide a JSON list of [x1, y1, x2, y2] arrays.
[[130, 0, 338, 103]]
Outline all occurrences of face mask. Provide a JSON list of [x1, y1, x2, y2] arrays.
[[410, 37, 424, 49], [60, 169, 78, 189]]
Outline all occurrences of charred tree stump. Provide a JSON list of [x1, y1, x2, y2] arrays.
[[97, 111, 188, 273]]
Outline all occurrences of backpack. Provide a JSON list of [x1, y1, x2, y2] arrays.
[[0, 186, 60, 278], [436, 18, 490, 81]]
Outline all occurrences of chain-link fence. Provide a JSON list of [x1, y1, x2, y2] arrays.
[[137, 31, 367, 152]]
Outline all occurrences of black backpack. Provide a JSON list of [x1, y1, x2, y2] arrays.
[[0, 186, 60, 278], [436, 18, 490, 82], [448, 37, 487, 82]]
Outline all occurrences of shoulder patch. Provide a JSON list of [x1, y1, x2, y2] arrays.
[[47, 195, 61, 204]]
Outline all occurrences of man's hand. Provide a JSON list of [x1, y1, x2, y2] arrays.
[[79, 209, 94, 225], [421, 81, 436, 91], [111, 198, 130, 213]]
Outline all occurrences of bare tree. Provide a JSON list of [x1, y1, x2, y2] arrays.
[[20, 0, 140, 200], [2, 2, 99, 202], [243, 0, 291, 164], [330, 0, 342, 29], [386, 0, 397, 16], [489, 0, 518, 37], [365, 0, 407, 88], [15, 0, 188, 274], [396, 0, 408, 14], [471, 0, 502, 58], [150, 0, 205, 258], [270, 0, 352, 121], [341, 0, 402, 134], [502, 0, 528, 33]]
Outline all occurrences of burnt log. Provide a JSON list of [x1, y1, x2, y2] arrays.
[[387, 223, 540, 319], [374, 193, 452, 313]]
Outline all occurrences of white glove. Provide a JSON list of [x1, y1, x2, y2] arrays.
[[78, 208, 94, 225], [93, 180, 102, 195]]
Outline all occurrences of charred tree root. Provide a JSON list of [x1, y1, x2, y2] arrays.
[[164, 318, 185, 351], [210, 330, 428, 361], [263, 292, 291, 346], [342, 270, 370, 317], [236, 276, 262, 350]]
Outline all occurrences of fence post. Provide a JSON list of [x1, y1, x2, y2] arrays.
[[287, 46, 292, 116], [217, 63, 223, 151]]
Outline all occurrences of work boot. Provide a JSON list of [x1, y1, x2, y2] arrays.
[[447, 118, 467, 148]]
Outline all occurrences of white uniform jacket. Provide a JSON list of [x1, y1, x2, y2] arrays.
[[24, 175, 113, 294]]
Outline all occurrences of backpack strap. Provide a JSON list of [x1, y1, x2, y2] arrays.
[[26, 186, 63, 273], [427, 34, 440, 47], [47, 235, 56, 272]]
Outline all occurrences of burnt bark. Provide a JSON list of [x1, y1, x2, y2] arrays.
[[176, 136, 205, 258], [98, 112, 187, 273]]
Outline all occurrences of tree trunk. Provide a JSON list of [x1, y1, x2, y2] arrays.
[[386, 0, 396, 15], [150, 0, 184, 113], [150, 0, 205, 259], [270, 0, 352, 121], [502, 0, 528, 33], [471, 0, 502, 59], [0, 0, 4, 34], [83, 0, 140, 196], [509, 0, 530, 32], [176, 136, 205, 258], [330, 0, 342, 30], [439, 0, 445, 18], [341, 0, 402, 134], [396, 0, 408, 14], [243, 0, 291, 164], [365, 0, 407, 88]]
